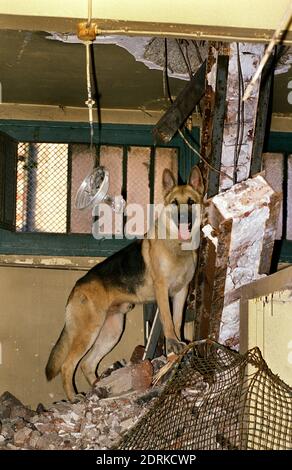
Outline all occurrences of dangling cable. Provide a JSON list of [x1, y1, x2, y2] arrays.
[[163, 40, 233, 182]]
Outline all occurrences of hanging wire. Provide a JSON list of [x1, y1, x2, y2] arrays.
[[163, 39, 173, 105], [192, 40, 204, 65], [163, 40, 233, 182], [175, 39, 193, 78]]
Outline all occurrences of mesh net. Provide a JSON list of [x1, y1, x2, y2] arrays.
[[17, 142, 68, 233], [118, 340, 292, 450]]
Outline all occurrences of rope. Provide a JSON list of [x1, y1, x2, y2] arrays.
[[86, 0, 92, 27], [243, 1, 292, 101], [83, 0, 95, 154], [84, 40, 95, 151]]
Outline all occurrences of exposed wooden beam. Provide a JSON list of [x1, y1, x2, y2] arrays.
[[152, 60, 206, 144], [207, 54, 229, 198], [250, 54, 275, 176]]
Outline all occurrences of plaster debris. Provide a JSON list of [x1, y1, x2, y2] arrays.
[[94, 360, 153, 397], [206, 46, 218, 92], [0, 358, 164, 450], [202, 224, 218, 250]]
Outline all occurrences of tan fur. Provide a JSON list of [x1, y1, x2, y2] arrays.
[[46, 166, 204, 400]]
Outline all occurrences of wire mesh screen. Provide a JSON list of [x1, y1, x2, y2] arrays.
[[70, 144, 178, 236], [16, 142, 178, 235], [16, 143, 68, 233], [118, 340, 292, 450]]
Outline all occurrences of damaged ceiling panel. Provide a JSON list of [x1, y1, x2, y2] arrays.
[[47, 33, 209, 80], [47, 32, 292, 78], [0, 29, 292, 117]]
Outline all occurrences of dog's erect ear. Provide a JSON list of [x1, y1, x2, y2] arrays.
[[162, 168, 176, 193], [188, 166, 204, 195]]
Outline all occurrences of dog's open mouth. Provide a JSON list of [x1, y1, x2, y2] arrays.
[[178, 223, 192, 241]]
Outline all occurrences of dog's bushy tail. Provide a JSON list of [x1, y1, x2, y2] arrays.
[[45, 326, 69, 381]]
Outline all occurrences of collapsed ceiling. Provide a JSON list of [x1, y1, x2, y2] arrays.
[[48, 32, 292, 78], [0, 29, 292, 115], [47, 33, 209, 80]]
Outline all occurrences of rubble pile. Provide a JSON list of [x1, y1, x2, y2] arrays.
[[0, 354, 167, 450]]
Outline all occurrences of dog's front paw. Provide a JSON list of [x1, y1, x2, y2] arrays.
[[166, 338, 186, 355]]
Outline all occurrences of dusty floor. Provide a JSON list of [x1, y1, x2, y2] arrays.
[[0, 356, 165, 450]]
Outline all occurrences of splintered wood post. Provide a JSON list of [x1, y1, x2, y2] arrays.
[[192, 43, 280, 346], [194, 43, 230, 339]]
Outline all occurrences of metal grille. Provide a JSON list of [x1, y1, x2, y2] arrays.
[[16, 142, 178, 235], [16, 143, 68, 233], [70, 144, 178, 236], [118, 340, 292, 450]]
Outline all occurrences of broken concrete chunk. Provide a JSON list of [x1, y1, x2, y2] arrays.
[[0, 391, 24, 419], [13, 427, 32, 447], [151, 355, 168, 375], [35, 432, 64, 450], [99, 360, 126, 380], [131, 360, 153, 392], [0, 391, 35, 422], [94, 360, 153, 397], [28, 430, 42, 448], [10, 404, 36, 420], [36, 403, 47, 414]]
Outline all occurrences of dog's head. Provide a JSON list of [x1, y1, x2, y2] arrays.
[[161, 165, 204, 243]]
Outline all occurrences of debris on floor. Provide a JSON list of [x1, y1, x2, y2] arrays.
[[0, 354, 167, 450]]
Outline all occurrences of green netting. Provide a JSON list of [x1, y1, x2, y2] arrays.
[[118, 340, 292, 450]]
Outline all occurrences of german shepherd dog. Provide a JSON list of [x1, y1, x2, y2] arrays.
[[46, 166, 204, 400]]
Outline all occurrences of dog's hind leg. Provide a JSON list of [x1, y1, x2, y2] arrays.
[[81, 313, 124, 386], [61, 329, 100, 401], [173, 285, 189, 340], [61, 293, 107, 401]]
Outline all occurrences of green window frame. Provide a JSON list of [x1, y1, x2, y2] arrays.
[[0, 120, 200, 257]]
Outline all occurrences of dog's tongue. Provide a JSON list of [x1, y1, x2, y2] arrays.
[[178, 223, 190, 240]]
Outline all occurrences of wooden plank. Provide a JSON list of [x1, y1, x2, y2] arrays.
[[250, 54, 274, 176], [207, 54, 229, 198], [152, 60, 206, 144]]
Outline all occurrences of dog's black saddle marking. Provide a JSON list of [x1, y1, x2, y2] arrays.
[[78, 240, 146, 294]]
